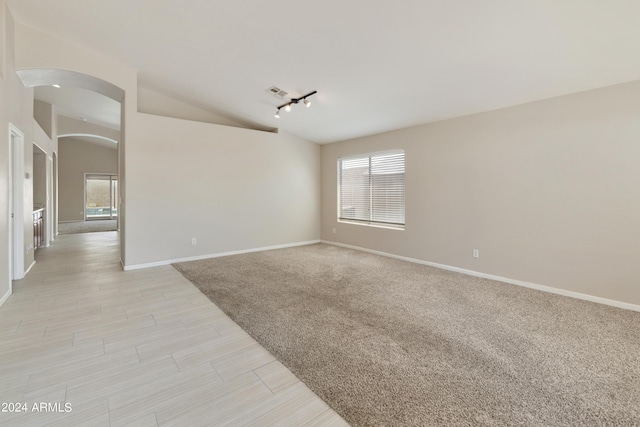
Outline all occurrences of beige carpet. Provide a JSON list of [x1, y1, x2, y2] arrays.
[[174, 243, 640, 426], [58, 220, 117, 235]]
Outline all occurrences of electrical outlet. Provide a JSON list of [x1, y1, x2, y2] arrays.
[[332, 228, 336, 234], [191, 238, 197, 246], [473, 249, 479, 258]]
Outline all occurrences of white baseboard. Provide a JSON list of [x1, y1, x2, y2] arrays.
[[0, 289, 11, 308], [123, 240, 322, 271], [322, 240, 640, 313], [24, 260, 36, 276]]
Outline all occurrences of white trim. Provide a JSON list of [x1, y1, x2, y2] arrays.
[[338, 148, 404, 162], [7, 128, 12, 289], [58, 133, 118, 144], [338, 219, 405, 231], [32, 140, 47, 154], [123, 240, 321, 271], [0, 289, 11, 308], [53, 152, 58, 237], [24, 260, 36, 276], [47, 154, 53, 246], [322, 240, 640, 313], [9, 124, 25, 281]]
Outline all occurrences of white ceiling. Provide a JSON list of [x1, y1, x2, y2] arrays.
[[8, 0, 640, 144], [34, 85, 121, 130]]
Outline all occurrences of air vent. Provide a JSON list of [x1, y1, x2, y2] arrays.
[[266, 86, 288, 99]]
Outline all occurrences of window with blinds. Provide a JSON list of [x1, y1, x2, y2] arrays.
[[338, 150, 405, 228]]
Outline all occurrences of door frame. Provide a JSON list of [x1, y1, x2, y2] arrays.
[[9, 123, 25, 281], [52, 152, 58, 238]]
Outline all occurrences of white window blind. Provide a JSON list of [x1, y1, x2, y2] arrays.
[[338, 150, 405, 227]]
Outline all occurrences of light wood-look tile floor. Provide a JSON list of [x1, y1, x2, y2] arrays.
[[0, 232, 349, 427]]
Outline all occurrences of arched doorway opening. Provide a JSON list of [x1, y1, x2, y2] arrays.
[[17, 68, 126, 264]]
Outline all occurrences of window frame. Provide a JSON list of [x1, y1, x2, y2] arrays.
[[337, 149, 405, 230]]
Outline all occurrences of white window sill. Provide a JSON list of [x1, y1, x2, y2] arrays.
[[338, 219, 405, 231]]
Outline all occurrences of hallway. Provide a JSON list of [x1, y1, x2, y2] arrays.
[[0, 232, 345, 426]]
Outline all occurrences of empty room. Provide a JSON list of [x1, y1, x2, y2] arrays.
[[0, 1, 639, 425]]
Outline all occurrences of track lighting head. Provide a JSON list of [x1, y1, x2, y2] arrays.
[[274, 90, 317, 118], [275, 109, 280, 118]]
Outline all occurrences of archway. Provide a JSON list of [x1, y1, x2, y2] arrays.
[[17, 68, 126, 264]]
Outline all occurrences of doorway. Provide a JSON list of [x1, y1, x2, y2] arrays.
[[85, 174, 118, 220], [17, 68, 125, 264]]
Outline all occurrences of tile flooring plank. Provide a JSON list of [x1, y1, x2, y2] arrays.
[[171, 333, 256, 371], [210, 343, 276, 381], [24, 347, 140, 393], [216, 382, 313, 427], [109, 371, 228, 425], [255, 360, 301, 394], [154, 371, 270, 426], [245, 386, 330, 427], [159, 381, 274, 427], [66, 356, 179, 406], [103, 319, 187, 354], [106, 364, 219, 416], [111, 412, 159, 427], [303, 409, 351, 427]]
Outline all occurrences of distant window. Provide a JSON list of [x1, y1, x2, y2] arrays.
[[338, 150, 405, 228]]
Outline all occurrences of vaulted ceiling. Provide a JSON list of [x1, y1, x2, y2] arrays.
[[8, 0, 640, 143]]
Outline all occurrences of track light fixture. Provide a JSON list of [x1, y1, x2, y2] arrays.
[[274, 90, 317, 118]]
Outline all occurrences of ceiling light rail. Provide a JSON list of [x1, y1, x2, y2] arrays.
[[274, 90, 317, 118]]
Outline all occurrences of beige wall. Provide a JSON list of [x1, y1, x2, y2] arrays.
[[32, 149, 45, 207], [0, 2, 4, 79], [33, 99, 52, 138], [126, 113, 320, 267], [322, 80, 640, 306], [58, 138, 117, 222]]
